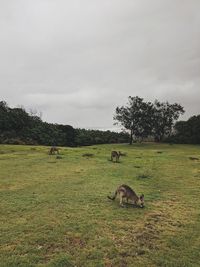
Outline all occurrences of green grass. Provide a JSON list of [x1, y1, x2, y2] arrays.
[[0, 143, 200, 267]]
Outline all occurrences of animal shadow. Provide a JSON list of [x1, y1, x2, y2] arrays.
[[123, 202, 144, 209]]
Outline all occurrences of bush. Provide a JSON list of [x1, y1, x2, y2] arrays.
[[2, 138, 26, 145]]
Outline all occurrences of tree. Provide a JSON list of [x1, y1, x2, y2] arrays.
[[172, 115, 200, 144], [0, 101, 10, 132], [152, 100, 185, 142], [114, 96, 185, 144], [113, 96, 154, 144]]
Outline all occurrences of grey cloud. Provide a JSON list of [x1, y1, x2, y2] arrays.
[[0, 0, 200, 129]]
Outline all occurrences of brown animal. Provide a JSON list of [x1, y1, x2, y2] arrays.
[[111, 151, 122, 162], [49, 146, 59, 155], [107, 184, 144, 207]]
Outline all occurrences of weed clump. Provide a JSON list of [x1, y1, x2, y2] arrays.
[[137, 173, 151, 179], [189, 157, 199, 160], [82, 153, 94, 157]]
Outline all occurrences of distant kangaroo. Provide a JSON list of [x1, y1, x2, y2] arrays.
[[111, 151, 122, 162], [107, 184, 144, 207], [49, 146, 59, 155]]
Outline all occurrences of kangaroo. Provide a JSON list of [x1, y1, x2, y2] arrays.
[[111, 151, 122, 162], [49, 146, 59, 155], [107, 184, 144, 208]]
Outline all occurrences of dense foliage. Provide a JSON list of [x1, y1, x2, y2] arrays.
[[75, 128, 129, 146], [168, 115, 200, 144], [0, 101, 129, 146], [114, 96, 185, 144]]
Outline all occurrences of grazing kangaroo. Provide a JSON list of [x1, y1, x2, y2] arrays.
[[111, 151, 122, 162], [49, 146, 59, 155], [107, 184, 144, 207]]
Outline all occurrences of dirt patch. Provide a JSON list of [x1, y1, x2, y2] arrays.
[[68, 236, 86, 248], [0, 184, 25, 191], [134, 213, 163, 250]]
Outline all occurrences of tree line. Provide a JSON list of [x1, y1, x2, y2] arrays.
[[170, 115, 200, 144], [114, 96, 200, 144], [0, 101, 129, 146], [1, 98, 200, 146]]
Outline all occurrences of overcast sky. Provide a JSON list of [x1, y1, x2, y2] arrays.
[[0, 0, 200, 130]]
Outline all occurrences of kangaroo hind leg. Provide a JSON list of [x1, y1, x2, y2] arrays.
[[119, 192, 125, 207]]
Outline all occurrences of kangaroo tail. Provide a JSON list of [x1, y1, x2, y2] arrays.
[[107, 190, 117, 200]]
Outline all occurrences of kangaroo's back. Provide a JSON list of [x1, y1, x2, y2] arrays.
[[111, 151, 121, 162], [49, 146, 59, 155], [118, 184, 138, 200]]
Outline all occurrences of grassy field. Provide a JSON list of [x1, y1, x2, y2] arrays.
[[0, 143, 200, 267]]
